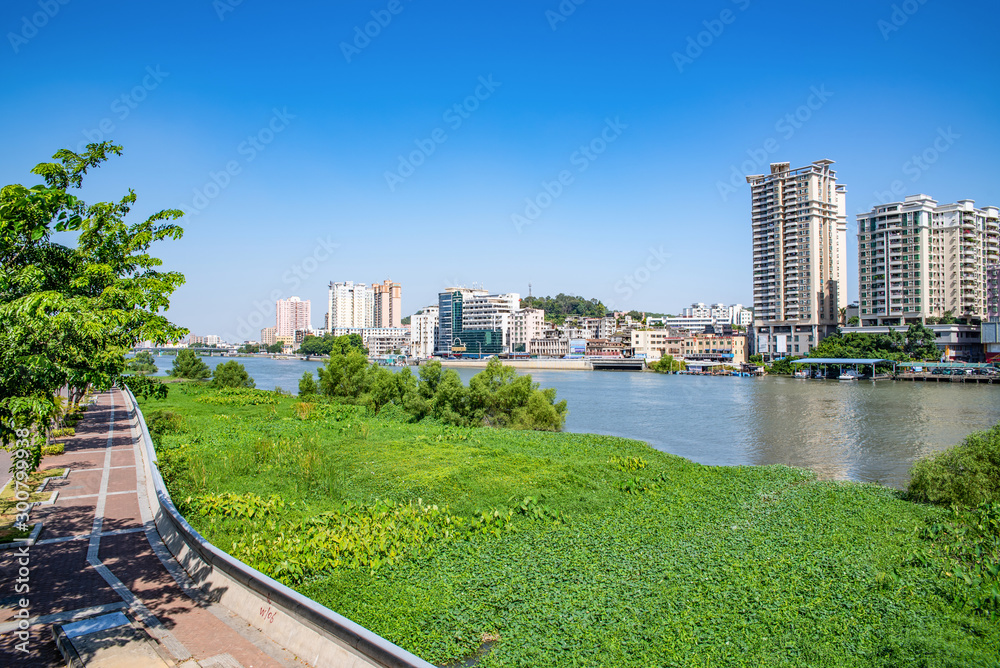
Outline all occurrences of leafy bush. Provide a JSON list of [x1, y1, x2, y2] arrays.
[[914, 503, 1000, 617], [50, 427, 74, 437], [298, 370, 318, 396], [170, 349, 211, 379], [123, 375, 168, 400], [195, 387, 278, 406], [908, 423, 1000, 507], [42, 443, 65, 456], [145, 409, 185, 439], [211, 361, 255, 389]]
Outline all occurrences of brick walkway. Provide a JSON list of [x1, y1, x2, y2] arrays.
[[0, 390, 304, 667]]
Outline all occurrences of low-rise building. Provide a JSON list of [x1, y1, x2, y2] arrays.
[[842, 323, 984, 362]]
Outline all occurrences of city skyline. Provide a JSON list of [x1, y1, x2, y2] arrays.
[[2, 2, 997, 336]]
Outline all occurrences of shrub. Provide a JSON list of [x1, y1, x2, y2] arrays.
[[170, 349, 211, 379], [195, 387, 278, 406], [145, 410, 185, 439], [909, 423, 1000, 507], [42, 443, 65, 456], [211, 361, 255, 389], [50, 427, 74, 437]]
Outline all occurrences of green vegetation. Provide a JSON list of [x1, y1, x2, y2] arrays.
[[211, 361, 255, 389], [237, 343, 261, 354], [519, 293, 607, 324], [266, 342, 284, 354], [315, 355, 567, 431], [145, 384, 1000, 667], [299, 370, 318, 397], [127, 351, 159, 375], [298, 333, 368, 357], [171, 349, 211, 379], [809, 324, 939, 362], [1, 143, 185, 466], [909, 423, 1000, 507], [649, 355, 685, 373]]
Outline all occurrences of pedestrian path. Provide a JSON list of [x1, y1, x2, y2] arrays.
[[0, 389, 304, 667]]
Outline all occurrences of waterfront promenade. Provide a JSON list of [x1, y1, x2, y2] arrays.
[[0, 390, 299, 667]]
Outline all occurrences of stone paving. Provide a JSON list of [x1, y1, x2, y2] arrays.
[[0, 390, 304, 667]]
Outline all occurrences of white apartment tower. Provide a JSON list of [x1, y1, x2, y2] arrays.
[[276, 296, 311, 337], [858, 196, 999, 325], [748, 160, 848, 357], [328, 281, 375, 329]]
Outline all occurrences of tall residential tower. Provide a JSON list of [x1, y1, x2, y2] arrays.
[[748, 160, 847, 357]]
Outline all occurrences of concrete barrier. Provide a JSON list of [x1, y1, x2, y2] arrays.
[[122, 387, 436, 668]]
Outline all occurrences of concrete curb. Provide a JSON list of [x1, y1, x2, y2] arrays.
[[123, 387, 436, 668]]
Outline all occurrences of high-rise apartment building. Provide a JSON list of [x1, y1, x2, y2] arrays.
[[857, 196, 999, 325], [328, 281, 375, 329], [988, 264, 1000, 321], [276, 296, 311, 337], [748, 160, 847, 357], [372, 279, 403, 328]]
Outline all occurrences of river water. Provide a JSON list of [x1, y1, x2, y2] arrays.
[[149, 355, 1000, 488]]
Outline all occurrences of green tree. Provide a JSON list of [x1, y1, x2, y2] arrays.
[[266, 342, 284, 354], [650, 355, 684, 373], [904, 323, 939, 360], [211, 361, 254, 389], [847, 316, 860, 326], [1, 143, 185, 460], [237, 343, 260, 354], [171, 350, 211, 379], [127, 351, 158, 375], [298, 371, 318, 396], [938, 310, 957, 324]]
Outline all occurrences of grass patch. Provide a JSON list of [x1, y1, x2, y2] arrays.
[[142, 382, 1000, 667], [0, 467, 65, 542]]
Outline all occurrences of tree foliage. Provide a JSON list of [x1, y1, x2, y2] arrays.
[[520, 293, 607, 324], [266, 342, 284, 354], [171, 350, 211, 380], [298, 333, 367, 357], [650, 355, 685, 373], [211, 361, 255, 389], [0, 143, 185, 455], [127, 351, 158, 375], [315, 356, 567, 431], [807, 325, 939, 362], [298, 371, 318, 396], [909, 422, 1000, 507]]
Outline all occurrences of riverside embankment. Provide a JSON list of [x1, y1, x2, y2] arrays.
[[141, 382, 1000, 667], [146, 355, 1000, 489]]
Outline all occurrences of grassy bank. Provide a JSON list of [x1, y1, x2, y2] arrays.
[[143, 383, 999, 667]]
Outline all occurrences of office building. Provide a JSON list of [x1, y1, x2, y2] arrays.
[[748, 160, 847, 357]]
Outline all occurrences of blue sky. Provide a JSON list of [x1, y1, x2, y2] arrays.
[[2, 0, 998, 340]]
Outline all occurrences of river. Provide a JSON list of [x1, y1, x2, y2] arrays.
[[148, 354, 1000, 489]]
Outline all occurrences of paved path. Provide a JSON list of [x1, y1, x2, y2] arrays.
[[0, 390, 304, 667]]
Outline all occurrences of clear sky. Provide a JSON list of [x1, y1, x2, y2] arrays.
[[2, 1, 998, 341]]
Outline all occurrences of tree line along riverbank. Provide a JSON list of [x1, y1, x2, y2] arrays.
[[140, 380, 1000, 667]]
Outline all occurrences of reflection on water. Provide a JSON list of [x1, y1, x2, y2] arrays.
[[150, 355, 1000, 488]]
